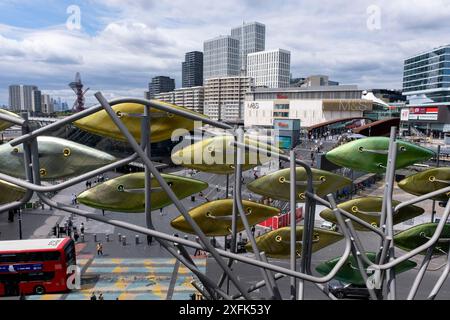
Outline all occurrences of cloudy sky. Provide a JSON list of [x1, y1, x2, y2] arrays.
[[0, 0, 449, 106]]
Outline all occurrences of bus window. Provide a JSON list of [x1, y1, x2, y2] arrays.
[[64, 241, 76, 266]]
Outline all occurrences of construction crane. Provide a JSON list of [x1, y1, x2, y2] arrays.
[[69, 72, 89, 112]]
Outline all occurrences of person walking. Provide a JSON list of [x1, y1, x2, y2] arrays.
[[98, 293, 104, 300], [74, 230, 79, 242], [96, 243, 103, 256], [90, 292, 97, 300], [80, 222, 85, 236], [159, 208, 164, 216]]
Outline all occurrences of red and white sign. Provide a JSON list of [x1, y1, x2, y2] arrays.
[[400, 109, 410, 121], [258, 207, 303, 230]]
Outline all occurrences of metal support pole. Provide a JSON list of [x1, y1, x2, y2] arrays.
[[289, 149, 297, 300], [233, 127, 278, 299], [166, 259, 180, 300], [431, 145, 441, 223], [428, 242, 450, 300], [407, 246, 435, 300]]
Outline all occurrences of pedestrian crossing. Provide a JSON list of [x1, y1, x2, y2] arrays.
[[27, 257, 207, 300]]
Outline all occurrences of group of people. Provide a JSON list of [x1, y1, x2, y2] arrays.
[[90, 292, 104, 300], [85, 175, 106, 190]]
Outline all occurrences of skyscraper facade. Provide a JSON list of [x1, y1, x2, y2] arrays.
[[31, 89, 42, 113], [204, 76, 253, 121], [247, 49, 291, 88], [182, 51, 203, 88], [147, 76, 175, 99], [402, 44, 450, 135], [203, 36, 240, 80], [8, 85, 38, 111], [231, 22, 266, 73]]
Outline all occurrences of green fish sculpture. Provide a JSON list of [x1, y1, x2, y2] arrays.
[[398, 167, 450, 201], [0, 136, 116, 180], [0, 180, 26, 205], [394, 223, 450, 255], [247, 167, 352, 201], [74, 102, 207, 143], [326, 137, 435, 173], [0, 109, 22, 131], [171, 199, 280, 236], [316, 252, 417, 285], [171, 135, 282, 175], [78, 173, 208, 213], [246, 226, 343, 259], [319, 197, 424, 231]]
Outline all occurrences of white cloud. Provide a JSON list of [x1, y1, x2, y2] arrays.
[[1, 0, 450, 105]]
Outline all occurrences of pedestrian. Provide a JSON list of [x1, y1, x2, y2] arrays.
[[102, 209, 105, 216], [90, 292, 97, 300], [80, 222, 85, 235], [96, 243, 103, 256], [159, 208, 164, 216], [98, 293, 104, 301], [85, 181, 89, 189], [74, 230, 79, 242], [147, 235, 153, 245], [251, 225, 256, 236]]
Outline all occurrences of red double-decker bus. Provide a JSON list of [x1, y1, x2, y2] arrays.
[[0, 238, 76, 296]]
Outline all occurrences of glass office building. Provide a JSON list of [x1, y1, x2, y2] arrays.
[[402, 44, 450, 135], [231, 22, 266, 73]]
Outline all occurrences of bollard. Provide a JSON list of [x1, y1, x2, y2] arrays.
[[94, 234, 97, 242], [118, 233, 122, 242], [122, 236, 127, 246], [106, 234, 110, 242], [135, 235, 139, 245]]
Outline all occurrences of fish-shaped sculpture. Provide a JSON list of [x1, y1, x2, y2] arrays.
[[0, 180, 26, 205], [78, 173, 208, 213], [170, 199, 279, 236], [0, 109, 21, 131], [245, 226, 343, 259], [316, 252, 417, 285], [394, 223, 450, 255], [247, 167, 352, 201], [171, 135, 282, 174], [325, 137, 435, 173], [0, 136, 116, 180], [398, 167, 450, 202], [319, 197, 424, 231], [74, 102, 207, 143]]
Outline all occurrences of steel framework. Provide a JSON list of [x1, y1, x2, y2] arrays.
[[0, 92, 449, 300]]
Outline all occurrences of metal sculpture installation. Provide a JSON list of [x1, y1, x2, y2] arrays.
[[78, 173, 208, 213], [319, 197, 424, 231], [316, 253, 417, 285], [245, 226, 344, 259], [247, 167, 352, 201], [0, 180, 25, 205], [398, 167, 450, 201], [0, 136, 116, 180], [171, 199, 280, 236], [171, 135, 282, 174], [0, 93, 448, 301], [394, 223, 450, 255], [0, 109, 22, 131], [74, 102, 207, 143], [325, 137, 435, 173]]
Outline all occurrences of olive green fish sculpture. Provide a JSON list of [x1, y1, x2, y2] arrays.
[[74, 102, 207, 143], [0, 109, 21, 131], [394, 223, 450, 255], [319, 197, 424, 231], [0, 180, 26, 205], [170, 199, 280, 236], [316, 252, 417, 285], [326, 137, 435, 173], [0, 136, 116, 180], [246, 226, 343, 259], [78, 172, 208, 213], [398, 167, 450, 202], [247, 167, 352, 201], [171, 135, 283, 174]]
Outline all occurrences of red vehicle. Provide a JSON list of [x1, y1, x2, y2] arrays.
[[0, 238, 76, 296]]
